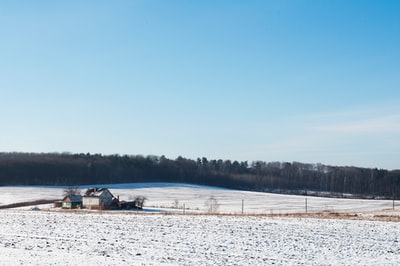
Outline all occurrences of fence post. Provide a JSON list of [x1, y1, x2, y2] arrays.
[[305, 197, 308, 213]]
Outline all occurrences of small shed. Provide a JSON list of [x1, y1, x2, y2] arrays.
[[53, 201, 62, 208], [62, 195, 82, 209], [82, 188, 115, 210]]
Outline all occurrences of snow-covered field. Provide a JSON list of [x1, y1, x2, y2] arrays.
[[1, 183, 400, 265], [1, 210, 400, 265], [0, 183, 397, 214]]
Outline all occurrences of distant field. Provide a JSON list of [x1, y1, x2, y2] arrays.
[[0, 183, 398, 214]]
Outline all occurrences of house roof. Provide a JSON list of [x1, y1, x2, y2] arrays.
[[63, 195, 82, 202], [83, 188, 113, 198]]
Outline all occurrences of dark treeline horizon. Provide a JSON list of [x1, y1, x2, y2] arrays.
[[0, 152, 399, 199]]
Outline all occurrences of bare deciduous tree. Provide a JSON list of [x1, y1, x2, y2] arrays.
[[129, 195, 147, 209], [204, 195, 219, 213], [173, 199, 180, 209], [63, 186, 81, 196]]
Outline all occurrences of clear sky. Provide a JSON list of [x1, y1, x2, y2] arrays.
[[1, 1, 399, 169]]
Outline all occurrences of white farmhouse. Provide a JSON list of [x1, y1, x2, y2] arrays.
[[82, 188, 115, 210]]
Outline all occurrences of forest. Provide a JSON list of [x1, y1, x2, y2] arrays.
[[0, 152, 399, 199]]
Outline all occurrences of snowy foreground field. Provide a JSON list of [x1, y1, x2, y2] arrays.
[[1, 210, 400, 265], [1, 183, 400, 265]]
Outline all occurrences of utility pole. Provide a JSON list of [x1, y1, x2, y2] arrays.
[[305, 197, 308, 213], [305, 189, 308, 213]]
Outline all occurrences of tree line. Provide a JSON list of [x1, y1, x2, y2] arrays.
[[0, 152, 399, 199]]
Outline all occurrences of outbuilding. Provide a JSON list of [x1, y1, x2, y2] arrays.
[[62, 195, 82, 209]]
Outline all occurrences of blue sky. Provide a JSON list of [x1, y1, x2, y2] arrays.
[[1, 1, 399, 169]]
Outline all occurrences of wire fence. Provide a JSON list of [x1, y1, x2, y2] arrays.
[[147, 196, 399, 215]]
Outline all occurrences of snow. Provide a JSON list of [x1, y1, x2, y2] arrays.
[[0, 183, 400, 265], [0, 182, 396, 213], [0, 210, 400, 265]]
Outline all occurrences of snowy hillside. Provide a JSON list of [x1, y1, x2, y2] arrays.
[[0, 183, 397, 214]]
